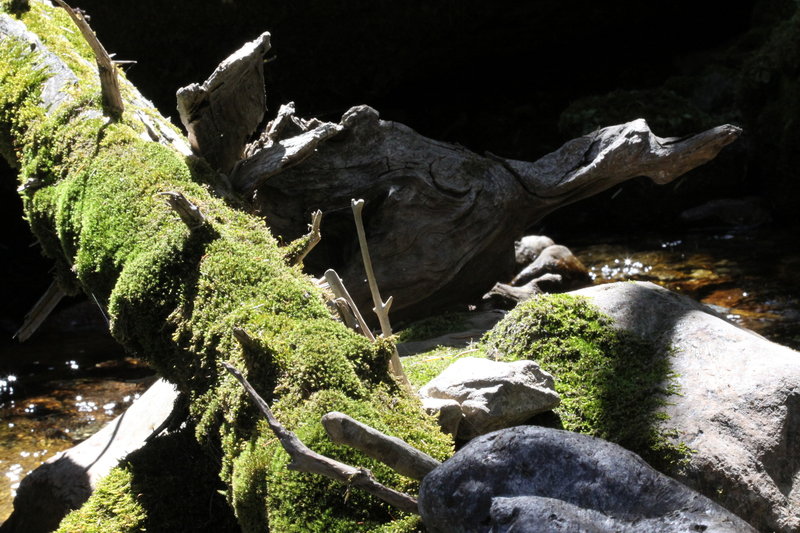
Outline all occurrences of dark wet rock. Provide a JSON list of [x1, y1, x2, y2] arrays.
[[573, 281, 800, 532], [511, 244, 592, 291], [418, 425, 756, 533], [679, 196, 772, 227], [514, 235, 555, 269], [418, 358, 559, 440]]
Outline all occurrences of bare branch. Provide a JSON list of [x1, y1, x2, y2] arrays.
[[322, 411, 440, 481], [351, 199, 410, 388], [220, 362, 419, 514], [52, 0, 123, 119], [14, 281, 65, 342]]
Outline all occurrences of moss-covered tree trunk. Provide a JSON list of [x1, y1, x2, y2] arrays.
[[0, 2, 451, 531]]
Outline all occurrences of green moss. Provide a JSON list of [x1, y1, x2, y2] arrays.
[[57, 468, 147, 533], [402, 344, 484, 390], [2, 5, 453, 531], [262, 388, 449, 532], [482, 294, 689, 471], [57, 428, 239, 533]]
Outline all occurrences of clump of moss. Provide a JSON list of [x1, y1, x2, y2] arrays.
[[482, 293, 689, 470], [57, 468, 147, 533]]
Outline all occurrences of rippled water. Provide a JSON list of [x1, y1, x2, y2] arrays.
[[0, 320, 153, 522], [568, 225, 800, 350]]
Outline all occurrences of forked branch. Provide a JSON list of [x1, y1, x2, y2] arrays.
[[351, 199, 410, 388], [221, 362, 419, 514]]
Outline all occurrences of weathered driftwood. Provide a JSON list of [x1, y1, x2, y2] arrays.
[[222, 362, 420, 514], [176, 31, 271, 174], [231, 105, 740, 323], [321, 411, 441, 481]]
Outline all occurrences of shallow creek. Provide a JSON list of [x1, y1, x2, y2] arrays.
[[0, 225, 797, 522]]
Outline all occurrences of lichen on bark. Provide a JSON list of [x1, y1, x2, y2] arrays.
[[1, 2, 452, 531]]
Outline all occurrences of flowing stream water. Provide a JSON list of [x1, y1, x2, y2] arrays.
[[0, 225, 797, 523]]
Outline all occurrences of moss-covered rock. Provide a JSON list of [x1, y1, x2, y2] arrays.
[[1, 3, 452, 531], [482, 293, 689, 471]]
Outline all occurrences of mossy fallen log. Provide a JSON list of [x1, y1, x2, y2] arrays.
[[0, 2, 451, 531]]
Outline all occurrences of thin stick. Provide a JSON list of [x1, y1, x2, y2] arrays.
[[351, 199, 409, 387], [351, 199, 393, 336], [52, 0, 124, 119], [220, 362, 419, 514], [286, 210, 322, 266], [321, 411, 440, 481], [14, 281, 65, 342], [324, 269, 374, 341]]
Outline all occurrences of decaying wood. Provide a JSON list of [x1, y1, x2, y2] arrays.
[[52, 0, 123, 119], [321, 411, 440, 481], [13, 280, 65, 342], [237, 105, 740, 323], [176, 32, 271, 174], [221, 362, 420, 514], [232, 120, 344, 197]]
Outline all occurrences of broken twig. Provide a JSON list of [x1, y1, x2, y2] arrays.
[[324, 269, 374, 341], [157, 191, 206, 229], [52, 0, 123, 119], [221, 362, 419, 514], [351, 199, 409, 388], [14, 281, 65, 342], [285, 209, 322, 266]]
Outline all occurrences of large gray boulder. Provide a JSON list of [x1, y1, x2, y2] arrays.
[[419, 425, 756, 533], [419, 357, 560, 440], [573, 281, 800, 533]]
